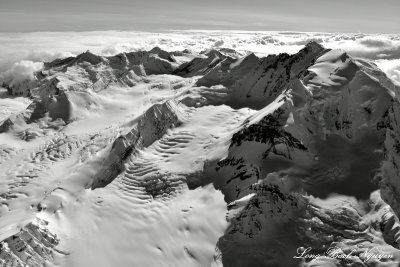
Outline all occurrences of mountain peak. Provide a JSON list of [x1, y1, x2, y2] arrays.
[[75, 50, 104, 65], [305, 40, 325, 51]]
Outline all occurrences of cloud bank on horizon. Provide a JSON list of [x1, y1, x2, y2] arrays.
[[1, 0, 399, 33], [0, 31, 399, 85]]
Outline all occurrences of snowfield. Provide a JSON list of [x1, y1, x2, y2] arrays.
[[1, 32, 400, 267]]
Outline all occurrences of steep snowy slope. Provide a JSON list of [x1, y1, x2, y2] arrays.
[[1, 42, 400, 267], [194, 41, 328, 109], [205, 47, 400, 266]]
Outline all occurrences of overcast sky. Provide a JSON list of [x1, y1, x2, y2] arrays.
[[0, 0, 399, 33]]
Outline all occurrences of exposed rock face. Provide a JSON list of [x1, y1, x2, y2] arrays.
[[0, 218, 66, 267], [381, 100, 400, 218], [0, 114, 25, 133], [0, 90, 72, 133], [213, 177, 400, 267], [47, 91, 72, 122], [4, 79, 37, 97]]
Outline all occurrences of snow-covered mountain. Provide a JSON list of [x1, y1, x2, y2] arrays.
[[1, 41, 400, 267]]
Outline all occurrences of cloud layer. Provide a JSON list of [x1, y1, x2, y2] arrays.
[[1, 61, 44, 86], [0, 31, 399, 85]]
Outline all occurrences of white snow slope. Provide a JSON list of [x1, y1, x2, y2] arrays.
[[1, 37, 400, 267]]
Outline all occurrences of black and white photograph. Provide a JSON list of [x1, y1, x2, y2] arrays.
[[0, 0, 400, 266]]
